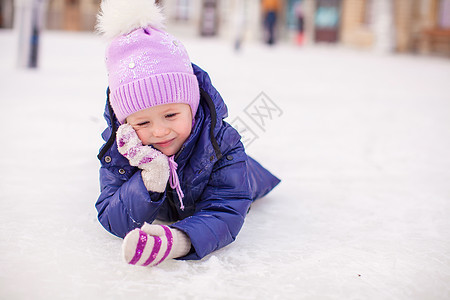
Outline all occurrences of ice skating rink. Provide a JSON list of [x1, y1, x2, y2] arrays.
[[0, 30, 449, 299]]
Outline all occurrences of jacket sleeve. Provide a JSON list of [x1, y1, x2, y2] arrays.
[[96, 157, 167, 238], [171, 143, 252, 260], [95, 102, 167, 238]]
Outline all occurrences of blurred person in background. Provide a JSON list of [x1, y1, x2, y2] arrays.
[[233, 0, 248, 51], [294, 1, 304, 45], [261, 0, 282, 45]]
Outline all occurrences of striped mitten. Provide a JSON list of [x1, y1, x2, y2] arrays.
[[122, 223, 191, 267]]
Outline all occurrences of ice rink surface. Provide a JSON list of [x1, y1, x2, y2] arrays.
[[0, 29, 449, 299]]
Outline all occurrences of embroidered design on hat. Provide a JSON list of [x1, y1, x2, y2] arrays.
[[182, 57, 193, 72], [118, 30, 140, 46], [117, 52, 160, 84], [160, 32, 186, 56]]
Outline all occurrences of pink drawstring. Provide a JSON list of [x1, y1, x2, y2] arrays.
[[168, 156, 185, 211]]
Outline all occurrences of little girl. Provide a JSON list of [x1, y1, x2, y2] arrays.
[[95, 0, 280, 267]]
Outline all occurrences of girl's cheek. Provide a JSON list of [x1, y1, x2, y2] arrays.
[[135, 130, 146, 143]]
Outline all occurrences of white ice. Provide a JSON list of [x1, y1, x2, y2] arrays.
[[0, 29, 450, 299]]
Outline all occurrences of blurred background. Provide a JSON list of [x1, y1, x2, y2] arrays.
[[2, 0, 450, 57]]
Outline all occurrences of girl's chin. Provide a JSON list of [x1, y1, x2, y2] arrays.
[[161, 150, 174, 156], [155, 147, 176, 156]]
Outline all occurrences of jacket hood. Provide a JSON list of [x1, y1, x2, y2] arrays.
[[192, 64, 228, 123]]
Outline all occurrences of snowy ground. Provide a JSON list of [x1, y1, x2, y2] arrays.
[[0, 29, 450, 300]]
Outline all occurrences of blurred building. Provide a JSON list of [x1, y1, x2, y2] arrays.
[[286, 0, 449, 56], [1, 0, 449, 56], [1, 0, 14, 28], [45, 0, 101, 31], [339, 0, 450, 55]]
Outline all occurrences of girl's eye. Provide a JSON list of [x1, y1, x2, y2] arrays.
[[136, 121, 150, 127], [166, 113, 178, 118]]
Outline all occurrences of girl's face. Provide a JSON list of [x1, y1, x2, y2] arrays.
[[126, 103, 193, 156]]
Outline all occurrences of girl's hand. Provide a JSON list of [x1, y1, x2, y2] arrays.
[[122, 223, 191, 267], [116, 124, 169, 192]]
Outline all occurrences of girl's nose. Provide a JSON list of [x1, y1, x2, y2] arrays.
[[153, 124, 170, 137]]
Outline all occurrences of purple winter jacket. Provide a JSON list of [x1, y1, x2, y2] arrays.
[[96, 64, 280, 260]]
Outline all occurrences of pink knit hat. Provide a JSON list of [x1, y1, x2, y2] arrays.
[[97, 0, 200, 124]]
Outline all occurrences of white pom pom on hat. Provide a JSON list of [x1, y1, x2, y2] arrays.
[[96, 0, 165, 40]]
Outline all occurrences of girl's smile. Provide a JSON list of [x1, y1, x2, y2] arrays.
[[154, 138, 176, 148]]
